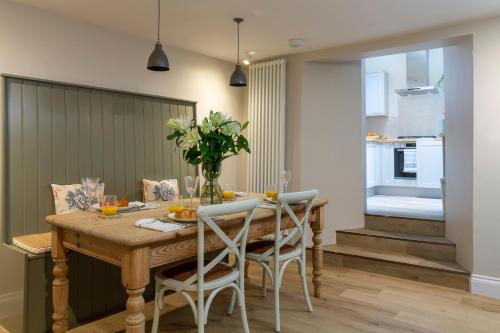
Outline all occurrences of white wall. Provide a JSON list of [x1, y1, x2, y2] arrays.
[[0, 0, 245, 189], [284, 15, 500, 297], [299, 62, 364, 245], [0, 0, 246, 316], [443, 40, 474, 272]]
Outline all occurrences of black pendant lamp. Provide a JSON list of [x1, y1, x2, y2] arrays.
[[147, 0, 169, 71], [229, 18, 247, 87]]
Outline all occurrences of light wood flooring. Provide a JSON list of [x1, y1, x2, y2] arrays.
[[61, 261, 500, 333]]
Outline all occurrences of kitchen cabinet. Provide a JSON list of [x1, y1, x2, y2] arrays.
[[365, 71, 388, 117], [379, 143, 394, 186], [417, 139, 443, 188], [366, 142, 380, 188]]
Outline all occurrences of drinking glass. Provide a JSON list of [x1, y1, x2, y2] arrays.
[[101, 195, 118, 217], [282, 170, 292, 193], [222, 184, 235, 201], [96, 181, 105, 206], [169, 195, 186, 214], [82, 177, 99, 219], [266, 184, 278, 201], [184, 176, 199, 208]]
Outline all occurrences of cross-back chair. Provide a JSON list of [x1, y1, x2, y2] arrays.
[[151, 198, 260, 333], [245, 189, 319, 332]]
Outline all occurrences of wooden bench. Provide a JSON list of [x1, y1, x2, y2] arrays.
[[1, 75, 198, 332]]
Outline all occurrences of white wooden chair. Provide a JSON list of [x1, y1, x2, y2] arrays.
[[245, 189, 319, 332], [151, 198, 259, 333]]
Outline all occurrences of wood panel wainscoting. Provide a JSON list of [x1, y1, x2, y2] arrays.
[[46, 195, 327, 333]]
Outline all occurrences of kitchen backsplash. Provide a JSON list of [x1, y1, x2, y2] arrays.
[[366, 92, 444, 137]]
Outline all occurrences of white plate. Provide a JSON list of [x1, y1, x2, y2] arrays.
[[264, 197, 277, 204], [167, 212, 197, 223]]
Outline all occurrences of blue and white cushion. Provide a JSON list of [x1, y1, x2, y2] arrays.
[[142, 179, 179, 202], [51, 184, 98, 215]]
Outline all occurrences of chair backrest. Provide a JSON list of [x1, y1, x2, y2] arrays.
[[179, 198, 259, 289], [263, 189, 319, 260]]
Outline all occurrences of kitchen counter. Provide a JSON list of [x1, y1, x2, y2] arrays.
[[366, 137, 443, 143]]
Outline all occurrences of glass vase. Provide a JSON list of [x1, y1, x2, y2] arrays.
[[200, 161, 223, 205]]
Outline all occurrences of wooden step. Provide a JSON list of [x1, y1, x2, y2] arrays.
[[365, 214, 445, 237], [324, 244, 469, 291], [336, 228, 455, 261]]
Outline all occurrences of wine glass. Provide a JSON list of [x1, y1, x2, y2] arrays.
[[184, 176, 199, 208], [101, 195, 118, 217], [82, 177, 99, 219], [282, 170, 292, 193], [96, 181, 105, 206]]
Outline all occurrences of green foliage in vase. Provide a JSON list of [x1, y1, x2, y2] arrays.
[[166, 110, 250, 167]]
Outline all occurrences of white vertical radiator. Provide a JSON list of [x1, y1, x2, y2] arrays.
[[247, 59, 286, 193]]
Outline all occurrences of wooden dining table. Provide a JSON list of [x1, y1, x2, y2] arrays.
[[46, 194, 328, 333]]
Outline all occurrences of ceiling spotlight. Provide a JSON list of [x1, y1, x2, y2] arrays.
[[242, 51, 256, 65], [288, 38, 305, 48]]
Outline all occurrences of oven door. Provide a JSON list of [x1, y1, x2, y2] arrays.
[[394, 147, 417, 179]]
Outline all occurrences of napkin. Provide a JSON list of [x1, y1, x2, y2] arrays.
[[134, 218, 181, 232], [129, 202, 161, 210], [258, 203, 277, 210], [234, 192, 248, 197]]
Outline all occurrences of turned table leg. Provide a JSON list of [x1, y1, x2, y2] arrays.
[[122, 247, 150, 333], [311, 206, 324, 298], [52, 227, 69, 333]]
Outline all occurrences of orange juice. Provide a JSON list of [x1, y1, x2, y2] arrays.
[[222, 191, 234, 200], [101, 206, 118, 216], [266, 191, 278, 200], [169, 205, 185, 213]]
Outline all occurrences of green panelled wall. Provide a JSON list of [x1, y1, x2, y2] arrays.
[[5, 77, 196, 242], [3, 76, 196, 332]]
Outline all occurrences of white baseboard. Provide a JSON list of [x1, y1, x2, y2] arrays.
[[0, 290, 23, 320], [471, 274, 500, 299]]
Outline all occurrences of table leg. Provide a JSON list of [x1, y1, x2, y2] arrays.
[[52, 227, 69, 333], [311, 206, 324, 298], [122, 247, 150, 333]]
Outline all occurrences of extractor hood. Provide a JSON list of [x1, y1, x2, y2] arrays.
[[395, 50, 438, 96]]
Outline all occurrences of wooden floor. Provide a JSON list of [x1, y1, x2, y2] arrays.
[[65, 262, 500, 333]]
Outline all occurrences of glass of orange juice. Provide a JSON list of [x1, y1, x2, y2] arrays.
[[169, 195, 186, 214], [101, 195, 118, 217], [222, 184, 235, 200], [266, 184, 278, 201]]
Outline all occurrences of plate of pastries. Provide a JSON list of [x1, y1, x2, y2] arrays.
[[168, 209, 198, 222]]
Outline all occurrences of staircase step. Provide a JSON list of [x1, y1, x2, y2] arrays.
[[365, 214, 445, 237], [336, 228, 455, 261], [324, 244, 469, 290]]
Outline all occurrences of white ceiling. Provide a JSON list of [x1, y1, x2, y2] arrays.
[[10, 0, 500, 62]]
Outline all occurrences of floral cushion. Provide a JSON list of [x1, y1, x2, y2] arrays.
[[142, 179, 179, 202], [51, 184, 98, 215]]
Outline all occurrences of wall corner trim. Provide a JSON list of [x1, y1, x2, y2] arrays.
[[471, 274, 500, 300]]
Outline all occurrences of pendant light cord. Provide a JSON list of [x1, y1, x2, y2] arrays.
[[157, 0, 160, 41], [237, 21, 240, 65]]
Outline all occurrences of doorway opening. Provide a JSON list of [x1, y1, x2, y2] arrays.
[[363, 48, 445, 220]]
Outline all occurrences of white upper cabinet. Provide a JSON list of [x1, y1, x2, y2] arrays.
[[365, 71, 388, 117], [417, 139, 443, 188]]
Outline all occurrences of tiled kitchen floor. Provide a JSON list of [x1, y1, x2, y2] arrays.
[[366, 195, 444, 220]]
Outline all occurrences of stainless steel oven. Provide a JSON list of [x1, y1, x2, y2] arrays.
[[394, 142, 417, 179]]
